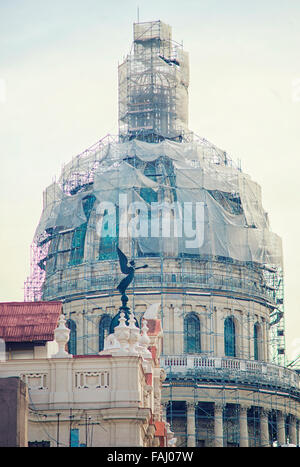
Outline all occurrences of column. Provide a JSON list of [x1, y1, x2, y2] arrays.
[[214, 403, 224, 447], [260, 409, 270, 447], [186, 402, 196, 447], [239, 405, 249, 447], [277, 411, 286, 446], [289, 415, 297, 446]]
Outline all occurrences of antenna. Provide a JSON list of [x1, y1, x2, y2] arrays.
[[137, 6, 140, 23]]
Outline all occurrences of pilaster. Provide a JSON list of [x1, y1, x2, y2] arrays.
[[186, 402, 196, 447], [214, 403, 224, 447]]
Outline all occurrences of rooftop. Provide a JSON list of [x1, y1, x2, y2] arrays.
[[0, 301, 62, 343]]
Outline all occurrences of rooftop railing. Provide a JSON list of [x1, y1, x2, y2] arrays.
[[161, 355, 300, 392]]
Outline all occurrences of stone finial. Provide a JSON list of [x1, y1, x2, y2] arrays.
[[128, 310, 140, 354], [101, 309, 154, 358], [114, 310, 130, 352], [139, 318, 152, 358], [52, 314, 72, 358]]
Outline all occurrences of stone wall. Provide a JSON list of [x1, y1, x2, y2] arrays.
[[0, 377, 28, 447]]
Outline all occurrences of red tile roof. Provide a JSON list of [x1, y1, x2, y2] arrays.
[[0, 301, 62, 343]]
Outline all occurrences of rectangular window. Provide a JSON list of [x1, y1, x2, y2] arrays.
[[70, 428, 79, 447]]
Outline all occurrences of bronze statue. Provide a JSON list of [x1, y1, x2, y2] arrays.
[[116, 247, 148, 308]]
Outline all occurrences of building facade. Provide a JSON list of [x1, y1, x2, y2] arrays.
[[24, 20, 300, 447], [0, 304, 169, 447]]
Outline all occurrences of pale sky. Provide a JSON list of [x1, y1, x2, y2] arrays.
[[0, 0, 299, 362]]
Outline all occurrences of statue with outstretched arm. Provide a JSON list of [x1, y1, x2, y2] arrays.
[[116, 247, 148, 307]]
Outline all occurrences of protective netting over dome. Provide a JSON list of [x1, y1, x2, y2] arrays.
[[34, 139, 282, 267]]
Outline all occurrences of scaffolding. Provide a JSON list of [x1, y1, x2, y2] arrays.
[[119, 21, 190, 142], [162, 365, 300, 447], [24, 241, 49, 302], [23, 20, 299, 447]]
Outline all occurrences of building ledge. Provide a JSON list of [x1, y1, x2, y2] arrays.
[[161, 355, 300, 395]]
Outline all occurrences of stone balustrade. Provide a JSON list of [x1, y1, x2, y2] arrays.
[[161, 355, 300, 391]]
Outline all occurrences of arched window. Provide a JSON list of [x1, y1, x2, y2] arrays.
[[98, 206, 119, 261], [140, 162, 158, 204], [69, 195, 96, 266], [184, 313, 201, 354], [66, 319, 77, 355], [224, 317, 236, 357], [99, 315, 112, 351], [254, 322, 261, 360], [45, 234, 60, 274]]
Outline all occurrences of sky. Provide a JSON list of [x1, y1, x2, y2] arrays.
[[0, 0, 299, 362]]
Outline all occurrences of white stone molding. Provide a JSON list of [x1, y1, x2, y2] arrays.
[[52, 313, 72, 358], [143, 384, 153, 408], [74, 371, 110, 389], [102, 310, 154, 360], [102, 333, 121, 352], [128, 310, 141, 355], [113, 311, 130, 353], [139, 318, 152, 359], [21, 373, 48, 391]]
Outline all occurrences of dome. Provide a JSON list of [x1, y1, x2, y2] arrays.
[[34, 138, 282, 286], [23, 20, 295, 450], [30, 19, 282, 304]]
